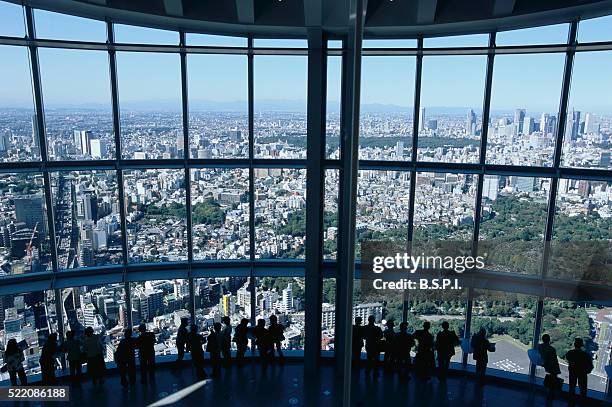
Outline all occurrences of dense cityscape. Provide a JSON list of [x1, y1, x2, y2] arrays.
[[0, 106, 610, 391]]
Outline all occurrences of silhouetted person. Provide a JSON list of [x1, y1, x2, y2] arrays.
[[471, 328, 491, 384], [536, 334, 560, 393], [221, 316, 232, 366], [413, 322, 435, 381], [435, 321, 459, 380], [269, 315, 285, 363], [207, 322, 223, 377], [83, 326, 105, 385], [233, 318, 249, 366], [187, 324, 208, 380], [136, 323, 156, 384], [40, 333, 58, 385], [254, 319, 272, 365], [363, 315, 383, 375], [63, 330, 82, 385], [566, 337, 593, 400], [115, 328, 136, 387], [395, 322, 415, 375], [383, 320, 397, 369], [176, 317, 189, 367], [352, 317, 364, 366], [3, 339, 27, 386]]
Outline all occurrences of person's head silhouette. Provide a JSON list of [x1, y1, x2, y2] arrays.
[[368, 315, 375, 325], [541, 334, 551, 344], [399, 322, 408, 333], [355, 316, 362, 326], [441, 321, 449, 330], [423, 321, 430, 331], [574, 337, 584, 349]]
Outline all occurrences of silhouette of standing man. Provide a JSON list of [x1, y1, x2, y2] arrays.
[[435, 321, 459, 380], [176, 317, 189, 367], [395, 322, 415, 376], [413, 322, 435, 381], [188, 324, 208, 380], [352, 317, 364, 367], [363, 315, 383, 376], [221, 316, 232, 366], [566, 337, 593, 400], [115, 328, 136, 387], [471, 328, 491, 384], [207, 322, 223, 377], [233, 318, 249, 366], [136, 323, 156, 384]]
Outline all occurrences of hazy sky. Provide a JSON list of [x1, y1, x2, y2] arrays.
[[1, 2, 612, 113]]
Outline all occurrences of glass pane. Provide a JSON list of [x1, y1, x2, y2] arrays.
[[360, 57, 415, 161], [578, 15, 612, 43], [124, 169, 187, 263], [130, 279, 191, 357], [537, 299, 611, 393], [323, 169, 339, 260], [418, 56, 486, 163], [50, 170, 122, 269], [478, 175, 549, 275], [117, 52, 182, 160], [190, 168, 249, 260], [0, 290, 59, 382], [194, 277, 252, 350], [0, 1, 24, 37], [326, 55, 341, 159], [186, 33, 247, 47], [328, 40, 343, 49], [496, 24, 569, 46], [469, 289, 536, 376], [253, 39, 307, 48], [34, 10, 106, 42], [254, 56, 307, 159], [188, 54, 248, 159], [549, 179, 612, 284], [39, 49, 115, 161], [413, 172, 476, 243], [0, 172, 52, 275], [113, 24, 178, 45], [356, 170, 410, 259], [487, 53, 565, 166], [362, 39, 417, 48], [60, 284, 126, 363], [0, 45, 40, 162], [423, 34, 488, 48], [561, 51, 612, 170], [321, 278, 336, 352], [254, 168, 306, 259], [255, 277, 305, 350]]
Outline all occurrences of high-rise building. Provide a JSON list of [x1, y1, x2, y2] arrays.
[[90, 138, 107, 159], [514, 109, 526, 134], [482, 176, 499, 201], [14, 194, 46, 235], [466, 109, 477, 136], [419, 107, 426, 131]]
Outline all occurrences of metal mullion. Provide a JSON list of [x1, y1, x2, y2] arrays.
[[108, 22, 129, 270], [337, 0, 364, 403], [25, 7, 59, 277], [248, 35, 257, 327], [407, 36, 423, 244], [471, 33, 495, 260], [304, 28, 326, 377], [180, 31, 196, 324], [529, 297, 545, 378], [541, 21, 578, 281], [462, 286, 474, 366]]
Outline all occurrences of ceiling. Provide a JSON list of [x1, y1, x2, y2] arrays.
[[8, 0, 612, 38]]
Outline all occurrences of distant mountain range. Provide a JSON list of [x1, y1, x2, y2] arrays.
[[2, 99, 611, 116]]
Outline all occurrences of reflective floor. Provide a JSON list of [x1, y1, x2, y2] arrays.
[[4, 361, 611, 406]]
